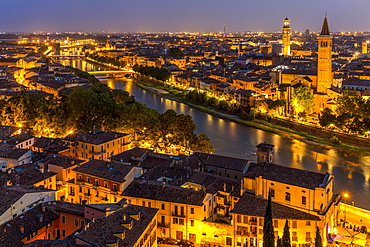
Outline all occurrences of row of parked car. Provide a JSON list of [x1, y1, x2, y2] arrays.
[[158, 237, 195, 247]]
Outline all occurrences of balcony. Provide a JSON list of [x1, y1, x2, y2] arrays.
[[172, 212, 186, 218], [102, 197, 109, 201], [306, 238, 312, 242], [157, 222, 170, 228], [250, 232, 257, 237], [292, 237, 298, 242], [69, 192, 75, 196], [84, 193, 91, 197]]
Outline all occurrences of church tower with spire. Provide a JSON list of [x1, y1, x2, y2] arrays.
[[317, 16, 332, 94], [282, 17, 291, 56]]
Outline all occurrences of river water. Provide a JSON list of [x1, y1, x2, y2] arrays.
[[60, 58, 370, 210]]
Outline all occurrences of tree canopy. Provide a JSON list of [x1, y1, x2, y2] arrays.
[[290, 86, 315, 115], [168, 47, 184, 58], [0, 78, 213, 155], [318, 90, 370, 134]]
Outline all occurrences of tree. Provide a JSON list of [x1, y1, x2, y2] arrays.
[[315, 226, 322, 247], [191, 133, 214, 154], [282, 220, 291, 247], [37, 45, 48, 54], [318, 108, 336, 128], [168, 47, 184, 58], [336, 89, 365, 117], [290, 86, 315, 115], [277, 236, 283, 247], [263, 193, 275, 247]]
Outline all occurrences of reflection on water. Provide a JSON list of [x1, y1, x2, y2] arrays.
[[60, 58, 370, 210]]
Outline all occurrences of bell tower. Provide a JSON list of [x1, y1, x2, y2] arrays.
[[317, 16, 332, 94], [282, 17, 291, 56]]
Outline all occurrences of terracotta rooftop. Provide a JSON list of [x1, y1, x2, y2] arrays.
[[231, 193, 320, 221], [122, 181, 207, 206], [41, 154, 84, 169], [0, 163, 57, 187], [0, 205, 59, 247], [73, 160, 136, 183], [0, 148, 30, 160], [194, 152, 251, 172], [76, 205, 158, 247], [245, 162, 328, 190], [5, 133, 33, 146], [64, 131, 128, 145], [44, 201, 85, 217], [24, 240, 84, 247]]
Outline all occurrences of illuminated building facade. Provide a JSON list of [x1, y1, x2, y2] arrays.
[[66, 160, 141, 204], [62, 130, 130, 161]]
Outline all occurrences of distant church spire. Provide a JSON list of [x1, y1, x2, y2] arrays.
[[320, 16, 330, 35]]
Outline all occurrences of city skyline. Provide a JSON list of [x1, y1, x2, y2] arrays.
[[1, 0, 370, 33]]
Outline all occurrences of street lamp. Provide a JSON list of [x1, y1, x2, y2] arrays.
[[343, 193, 349, 223]]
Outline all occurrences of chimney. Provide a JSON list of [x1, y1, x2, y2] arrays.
[[223, 183, 227, 192], [41, 205, 46, 212], [20, 226, 24, 233]]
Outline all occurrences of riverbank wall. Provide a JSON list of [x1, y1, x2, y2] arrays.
[[258, 115, 370, 149]]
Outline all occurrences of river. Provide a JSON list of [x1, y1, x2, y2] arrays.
[[60, 58, 370, 210]]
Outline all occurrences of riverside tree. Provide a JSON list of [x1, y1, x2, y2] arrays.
[[290, 86, 315, 115]]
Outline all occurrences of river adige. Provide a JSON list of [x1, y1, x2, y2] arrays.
[[60, 58, 370, 210]]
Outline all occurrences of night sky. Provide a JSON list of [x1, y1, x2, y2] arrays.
[[1, 0, 369, 33]]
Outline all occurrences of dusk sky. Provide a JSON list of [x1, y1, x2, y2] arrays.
[[1, 0, 369, 33]]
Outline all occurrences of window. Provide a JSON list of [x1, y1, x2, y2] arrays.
[[95, 179, 99, 186], [87, 177, 90, 183], [161, 216, 165, 223], [74, 218, 79, 227], [190, 220, 194, 226], [79, 186, 82, 193], [161, 204, 165, 210], [148, 202, 152, 208], [96, 191, 99, 197], [179, 219, 184, 225], [112, 184, 117, 191], [243, 216, 248, 224], [292, 220, 297, 228], [285, 192, 291, 201], [306, 221, 311, 226], [236, 215, 241, 223], [104, 181, 108, 188], [302, 196, 307, 205], [173, 218, 179, 224], [274, 220, 278, 228], [62, 215, 66, 224], [142, 201, 146, 207], [190, 208, 194, 214], [62, 229, 66, 237], [226, 237, 232, 246]]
